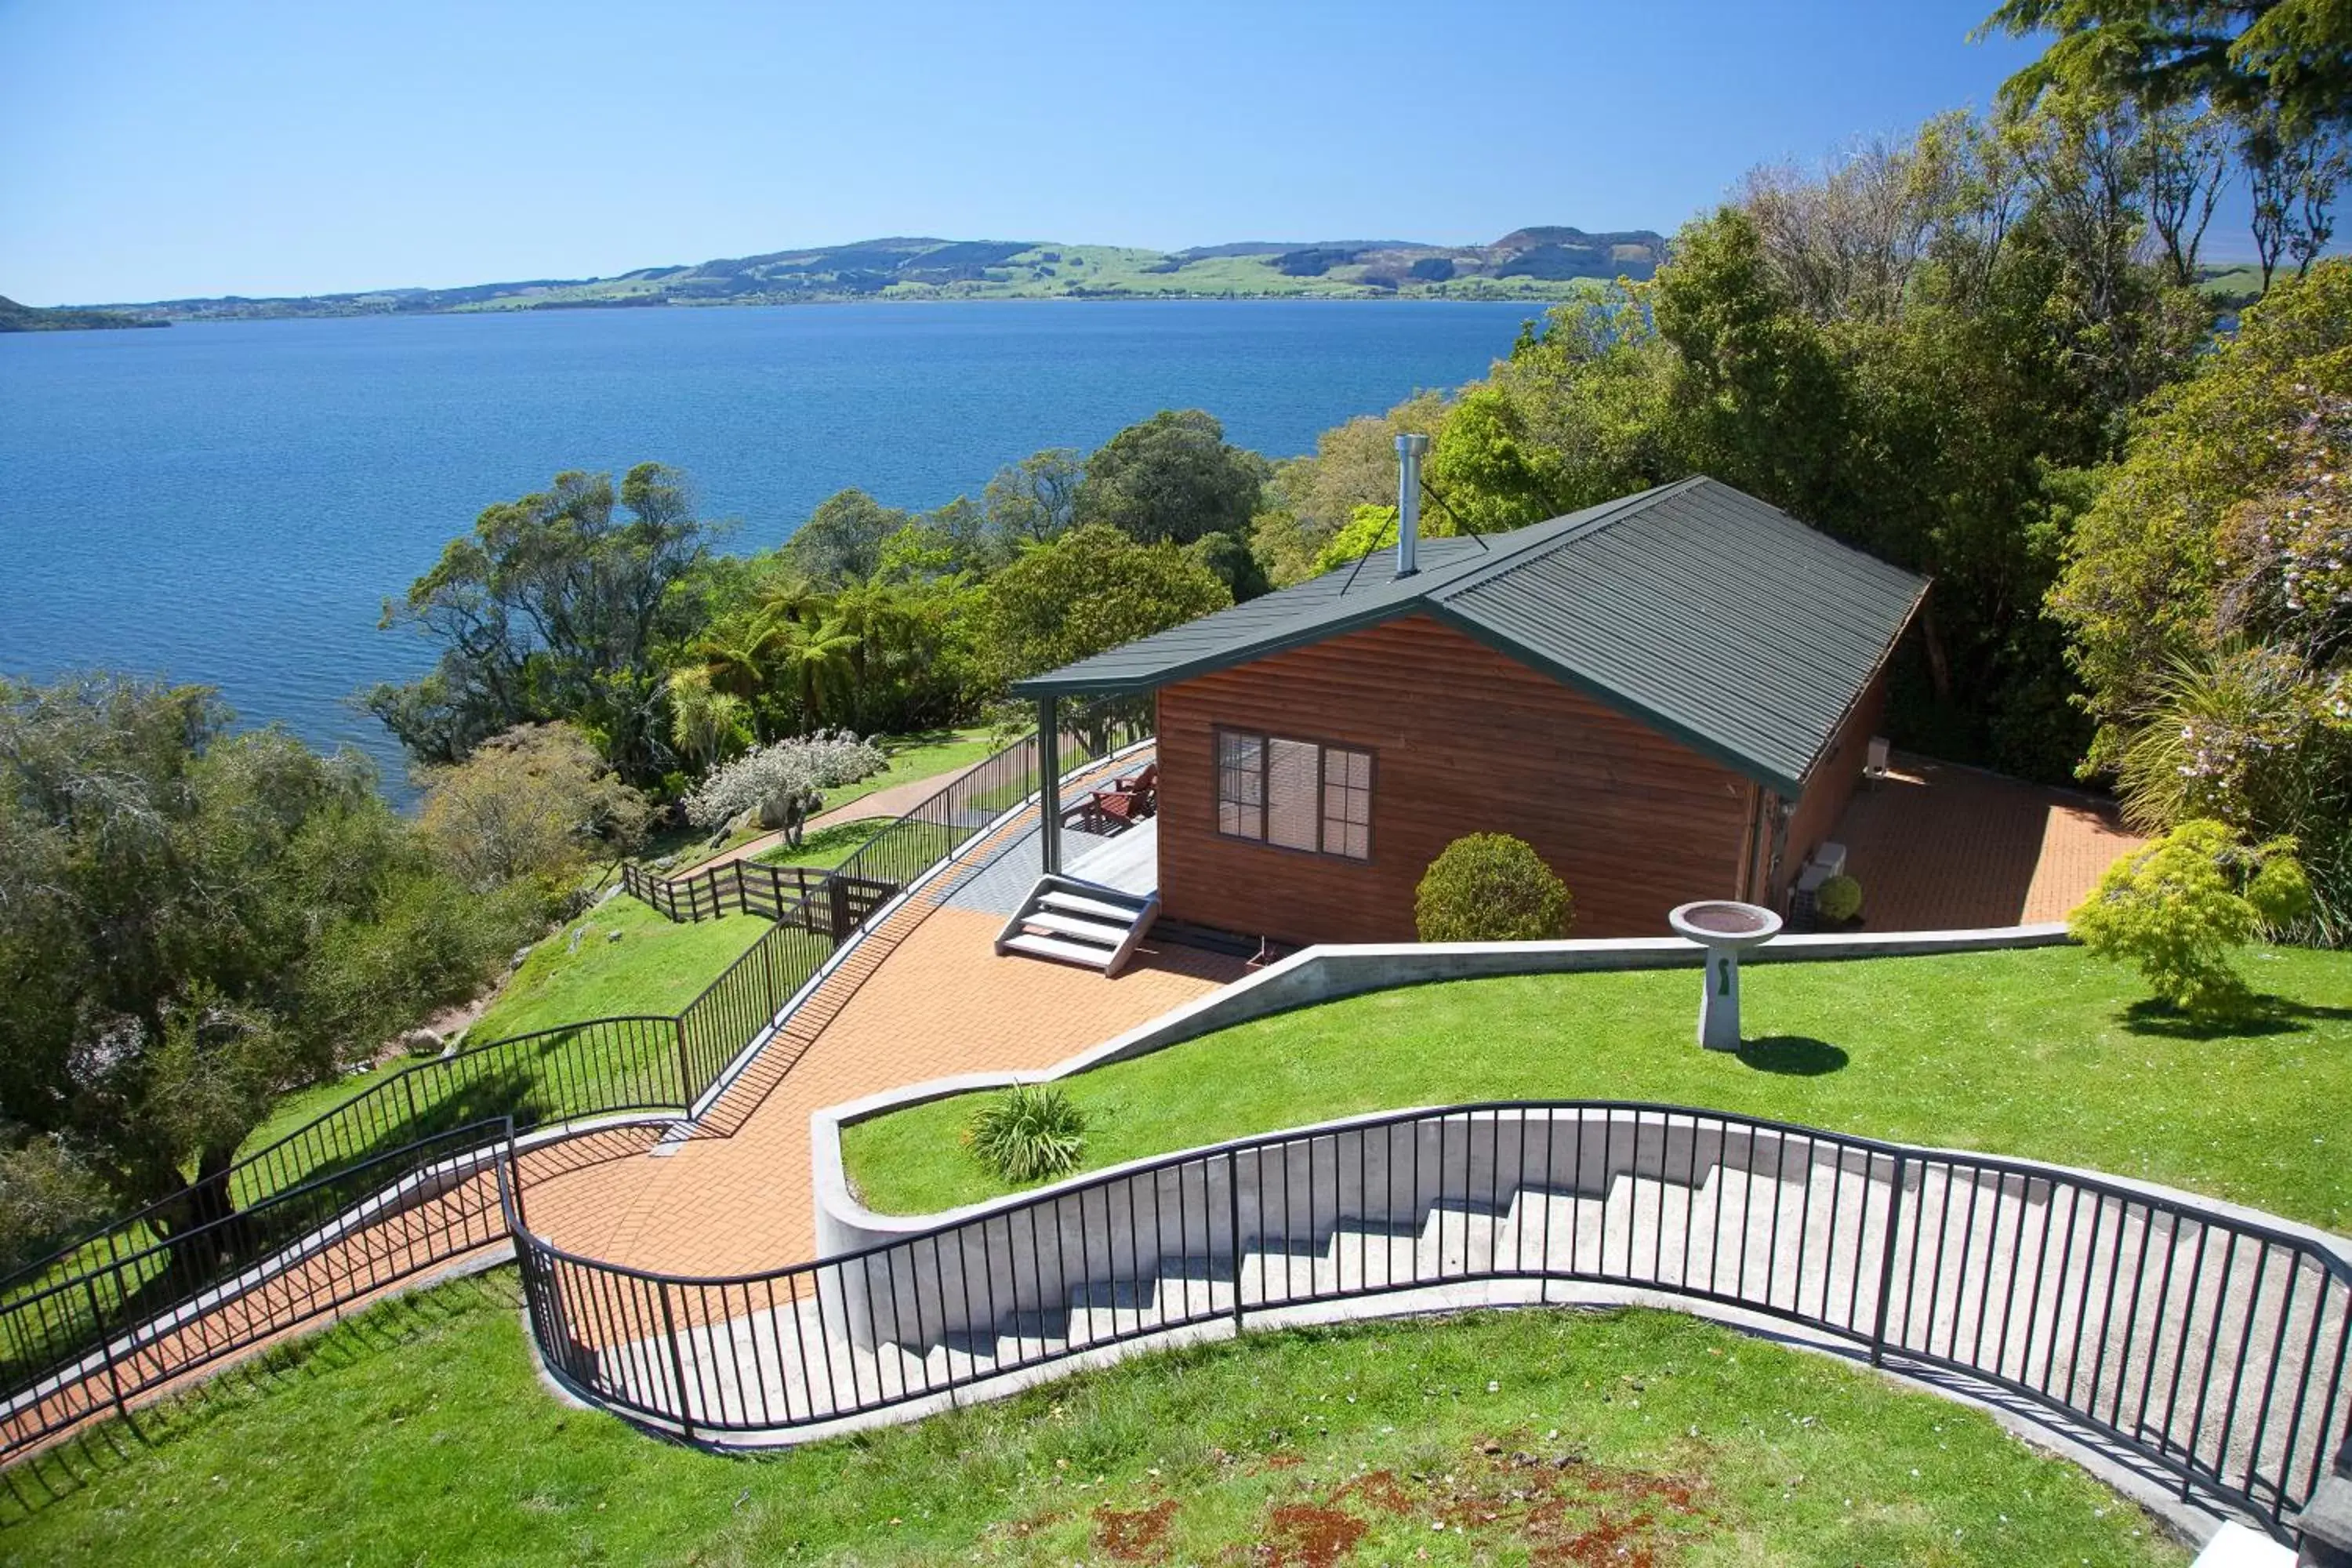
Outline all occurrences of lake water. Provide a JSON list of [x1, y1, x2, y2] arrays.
[[0, 301, 1530, 784]]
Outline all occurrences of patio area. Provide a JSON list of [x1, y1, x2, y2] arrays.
[[518, 789, 1246, 1279], [1827, 751, 2142, 931]]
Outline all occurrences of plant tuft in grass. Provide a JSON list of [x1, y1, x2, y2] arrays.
[[965, 1083, 1087, 1183]]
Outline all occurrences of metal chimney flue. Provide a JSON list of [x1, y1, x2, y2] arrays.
[[1395, 432, 1428, 578]]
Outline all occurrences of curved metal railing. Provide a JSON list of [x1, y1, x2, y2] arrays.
[[0, 721, 1135, 1466], [506, 1101, 2352, 1542]]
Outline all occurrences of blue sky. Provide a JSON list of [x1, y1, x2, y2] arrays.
[[0, 1, 2262, 305]]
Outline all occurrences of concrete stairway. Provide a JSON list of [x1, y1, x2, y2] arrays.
[[586, 1112, 2349, 1505], [994, 875, 1160, 975]]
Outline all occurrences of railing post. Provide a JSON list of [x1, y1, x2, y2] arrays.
[[84, 1273, 131, 1423], [1871, 1150, 1908, 1367], [1037, 697, 1062, 877], [674, 1015, 695, 1108], [1227, 1150, 1245, 1333], [656, 1280, 696, 1443]]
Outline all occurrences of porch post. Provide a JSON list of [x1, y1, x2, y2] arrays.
[[1037, 694, 1062, 877]]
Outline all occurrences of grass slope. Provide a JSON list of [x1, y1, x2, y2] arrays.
[[0, 1271, 2183, 1566], [753, 816, 894, 870], [845, 946, 2352, 1229], [469, 896, 771, 1042]]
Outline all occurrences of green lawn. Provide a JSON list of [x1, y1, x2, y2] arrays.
[[469, 895, 771, 1042], [0, 1270, 2182, 1567], [752, 816, 894, 870], [845, 946, 2352, 1230]]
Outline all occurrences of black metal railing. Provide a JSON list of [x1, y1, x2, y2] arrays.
[[0, 915, 835, 1452], [507, 1102, 2352, 1542], [0, 1120, 516, 1460], [0, 721, 1155, 1467], [625, 709, 1154, 927]]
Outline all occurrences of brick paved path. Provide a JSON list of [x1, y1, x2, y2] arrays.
[[521, 771, 1245, 1275]]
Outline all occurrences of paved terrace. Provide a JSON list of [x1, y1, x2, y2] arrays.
[[1830, 751, 2141, 930], [520, 782, 1247, 1277]]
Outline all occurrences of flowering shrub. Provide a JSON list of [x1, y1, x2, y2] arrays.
[[683, 730, 887, 841], [2068, 819, 2313, 1017]]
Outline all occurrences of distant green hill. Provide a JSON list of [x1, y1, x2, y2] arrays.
[[90, 228, 1669, 321], [0, 294, 165, 332]]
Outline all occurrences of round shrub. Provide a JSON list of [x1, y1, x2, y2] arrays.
[[1813, 873, 1863, 924], [965, 1084, 1088, 1185], [1414, 833, 1573, 942]]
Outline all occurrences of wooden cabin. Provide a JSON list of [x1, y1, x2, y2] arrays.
[[1014, 475, 1927, 949]]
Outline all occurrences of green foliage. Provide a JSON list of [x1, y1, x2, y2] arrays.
[[416, 721, 649, 893], [1073, 409, 1272, 546], [367, 463, 719, 785], [779, 488, 911, 586], [977, 523, 1231, 687], [963, 1083, 1087, 1184], [0, 1139, 112, 1276], [1184, 529, 1272, 601], [1980, 0, 2352, 135], [981, 448, 1083, 547], [1258, 394, 1449, 583], [1414, 833, 1573, 942], [2054, 263, 2352, 931], [0, 676, 523, 1233], [2068, 818, 2312, 1015], [1813, 873, 1864, 924]]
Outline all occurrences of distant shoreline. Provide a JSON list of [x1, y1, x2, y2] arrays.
[[73, 229, 1664, 325]]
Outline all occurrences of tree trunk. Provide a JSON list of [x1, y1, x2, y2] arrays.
[[1919, 601, 1953, 703]]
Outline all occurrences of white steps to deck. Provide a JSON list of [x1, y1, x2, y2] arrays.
[[996, 875, 1160, 976]]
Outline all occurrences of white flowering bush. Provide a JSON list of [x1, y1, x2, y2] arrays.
[[684, 729, 887, 841]]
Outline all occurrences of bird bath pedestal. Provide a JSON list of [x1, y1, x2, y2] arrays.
[[1668, 900, 1784, 1051]]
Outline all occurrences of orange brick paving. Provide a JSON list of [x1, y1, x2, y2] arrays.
[[1831, 752, 2143, 931], [519, 904, 1243, 1277]]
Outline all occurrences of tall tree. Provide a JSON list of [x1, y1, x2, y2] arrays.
[[982, 449, 1083, 547], [368, 463, 717, 785], [0, 677, 525, 1263], [2139, 100, 2232, 285], [1073, 410, 1271, 546], [977, 524, 1231, 687], [779, 489, 912, 586]]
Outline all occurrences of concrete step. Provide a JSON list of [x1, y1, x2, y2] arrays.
[[1018, 909, 1129, 946], [1038, 887, 1150, 921], [1001, 931, 1116, 970]]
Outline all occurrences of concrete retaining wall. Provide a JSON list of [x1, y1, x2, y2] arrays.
[[812, 921, 2074, 1258]]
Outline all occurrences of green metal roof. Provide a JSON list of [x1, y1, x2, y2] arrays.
[[1014, 476, 1929, 796]]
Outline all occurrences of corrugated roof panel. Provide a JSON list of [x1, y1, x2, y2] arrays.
[[1013, 477, 1927, 793]]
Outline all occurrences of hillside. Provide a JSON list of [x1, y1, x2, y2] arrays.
[[91, 228, 1668, 321], [0, 294, 165, 332]]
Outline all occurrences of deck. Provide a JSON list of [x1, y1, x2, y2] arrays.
[[1826, 751, 2142, 931]]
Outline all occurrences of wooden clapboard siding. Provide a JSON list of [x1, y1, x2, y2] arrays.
[[1775, 668, 1886, 902], [1154, 615, 1755, 944]]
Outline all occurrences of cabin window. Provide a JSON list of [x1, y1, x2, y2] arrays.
[[1214, 728, 1373, 860]]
